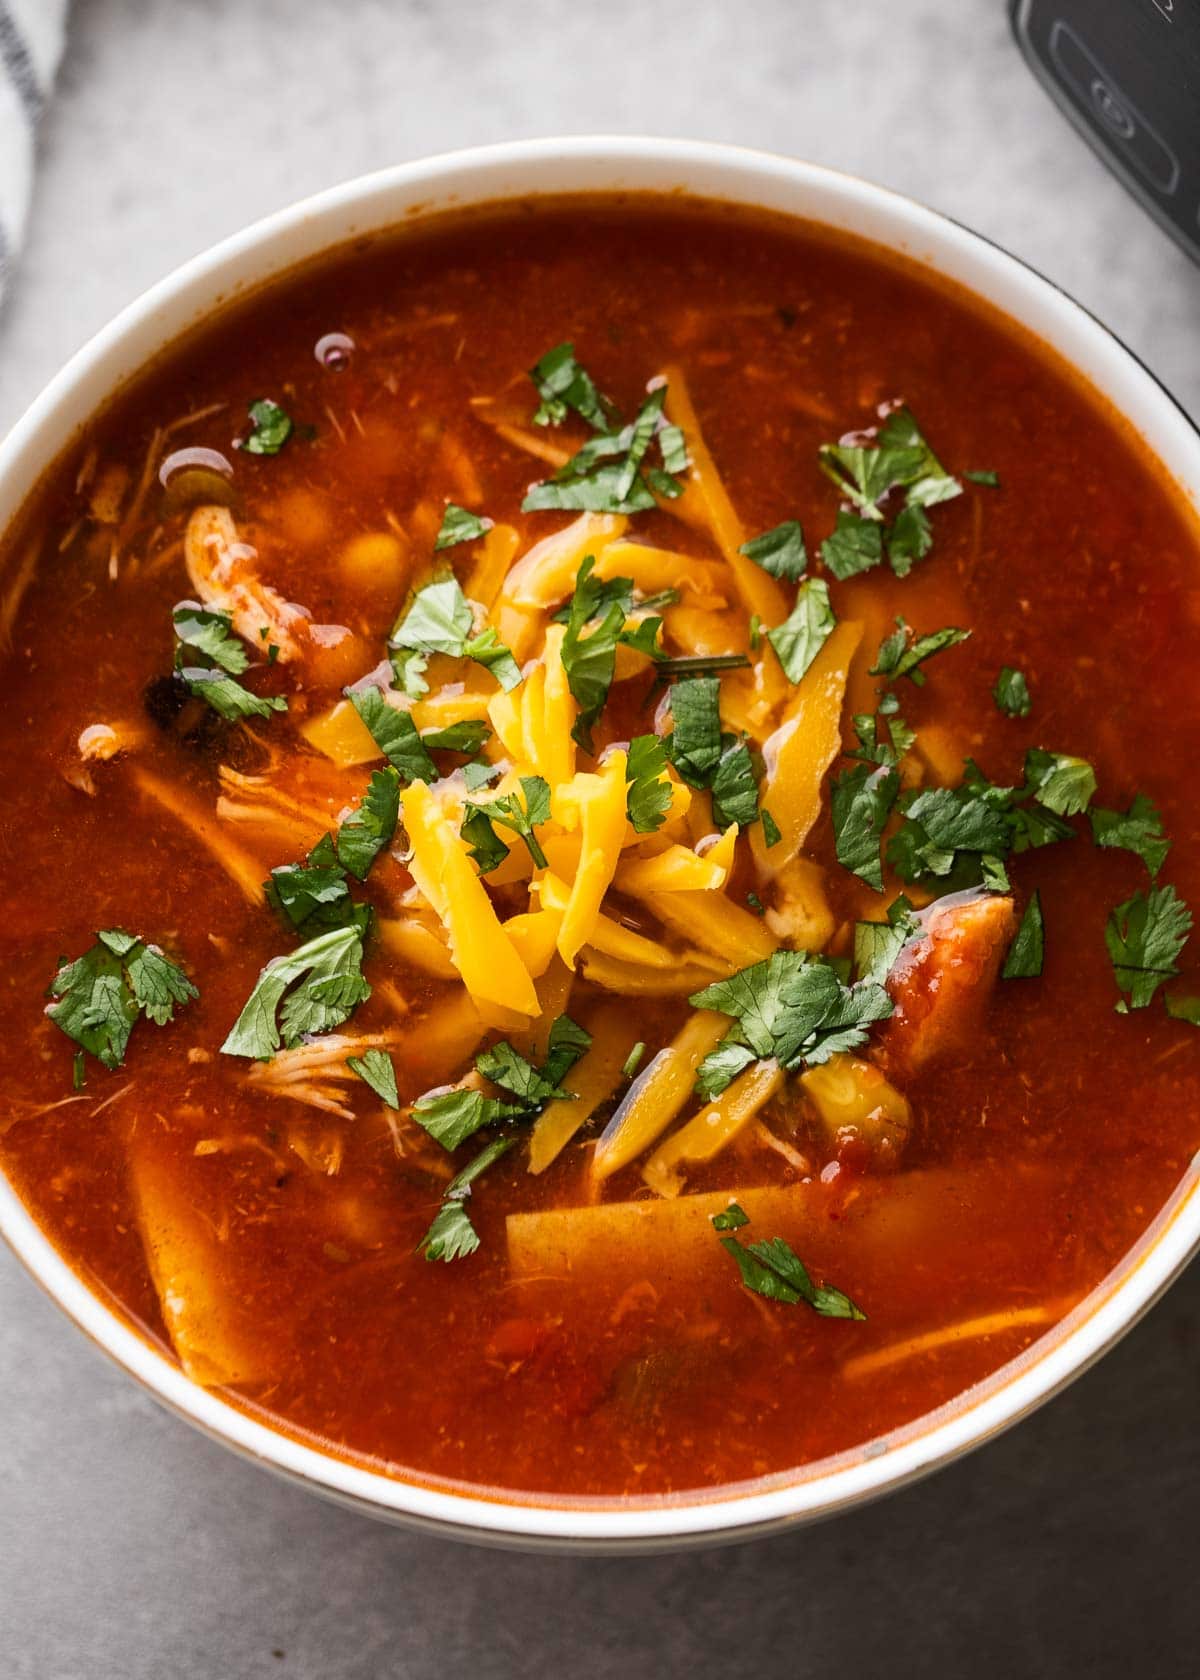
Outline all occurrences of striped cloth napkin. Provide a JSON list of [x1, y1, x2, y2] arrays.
[[0, 0, 68, 308]]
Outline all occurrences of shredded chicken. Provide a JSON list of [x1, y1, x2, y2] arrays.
[[243, 1032, 403, 1120], [185, 505, 309, 663]]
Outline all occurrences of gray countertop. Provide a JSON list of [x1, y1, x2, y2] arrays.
[[1, 3, 1198, 1675]]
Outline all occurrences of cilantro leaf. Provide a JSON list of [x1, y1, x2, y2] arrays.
[[267, 835, 365, 935], [421, 720, 492, 756], [1089, 793, 1170, 879], [237, 397, 294, 456], [739, 520, 808, 582], [177, 666, 287, 722], [460, 807, 511, 875], [1023, 748, 1096, 817], [530, 342, 613, 431], [849, 710, 915, 768], [1165, 994, 1200, 1026], [348, 687, 437, 783], [626, 734, 672, 833], [348, 1048, 400, 1107], [664, 676, 722, 787], [820, 510, 882, 581], [419, 1135, 516, 1263], [560, 556, 624, 748], [853, 896, 921, 985], [435, 503, 491, 551], [172, 603, 249, 674], [760, 808, 782, 849], [1002, 891, 1044, 980], [720, 1233, 864, 1318], [885, 504, 933, 577], [389, 575, 521, 695], [965, 468, 1000, 487], [412, 1088, 523, 1151], [1105, 884, 1192, 1011], [710, 737, 760, 829], [462, 757, 503, 793], [462, 776, 551, 872], [831, 763, 901, 891], [711, 1202, 750, 1231], [221, 925, 370, 1060], [994, 667, 1031, 718], [335, 768, 400, 881], [523, 381, 684, 514], [694, 1039, 757, 1099], [46, 930, 197, 1070], [690, 953, 892, 1093], [542, 1013, 593, 1089], [766, 576, 836, 684], [819, 406, 959, 520], [871, 618, 970, 688]]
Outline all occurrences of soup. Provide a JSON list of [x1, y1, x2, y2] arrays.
[[2, 197, 1199, 1503]]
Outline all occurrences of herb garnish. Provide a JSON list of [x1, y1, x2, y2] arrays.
[[1105, 884, 1192, 1012], [335, 768, 401, 882], [871, 618, 971, 688], [348, 1047, 400, 1108], [820, 510, 883, 581], [388, 576, 521, 697], [530, 342, 615, 431], [689, 954, 893, 1097], [1002, 892, 1045, 979], [625, 734, 673, 833], [435, 503, 492, 551], [1089, 794, 1170, 879], [853, 896, 921, 985], [461, 775, 552, 874], [348, 687, 437, 784], [767, 576, 836, 684], [221, 924, 371, 1060], [267, 833, 370, 935], [994, 667, 1031, 718], [46, 929, 197, 1071], [419, 1135, 516, 1263], [831, 763, 901, 891], [739, 520, 808, 582], [237, 398, 294, 456], [172, 602, 287, 722], [412, 1016, 592, 1152], [715, 1207, 864, 1318]]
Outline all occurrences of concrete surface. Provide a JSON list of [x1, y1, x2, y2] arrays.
[[1, 2, 1198, 1676]]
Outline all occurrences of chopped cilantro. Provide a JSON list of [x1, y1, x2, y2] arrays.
[[530, 342, 614, 431], [348, 1048, 400, 1107], [711, 1202, 750, 1231], [462, 757, 503, 793], [739, 520, 808, 582], [665, 675, 722, 788], [849, 710, 915, 768], [560, 556, 625, 750], [720, 1230, 864, 1318], [1105, 884, 1192, 1012], [348, 687, 437, 783], [46, 929, 198, 1071], [267, 834, 368, 935], [461, 775, 551, 873], [413, 1087, 523, 1151], [994, 667, 1031, 718], [1002, 891, 1045, 979], [965, 468, 1000, 487], [626, 734, 672, 834], [334, 768, 400, 881], [760, 808, 782, 849], [1023, 748, 1096, 817], [172, 602, 249, 674], [831, 763, 901, 891], [650, 652, 750, 681], [1089, 793, 1170, 879], [689, 953, 892, 1095], [820, 510, 883, 581], [747, 892, 765, 917], [710, 737, 760, 829], [435, 503, 491, 551], [885, 504, 933, 577], [871, 618, 970, 688], [819, 406, 960, 519], [221, 925, 371, 1060], [389, 575, 521, 696], [419, 1134, 516, 1263], [853, 896, 921, 985], [523, 383, 684, 515], [420, 720, 492, 756], [177, 667, 288, 722], [237, 397, 294, 456], [1165, 994, 1200, 1026], [766, 576, 836, 684]]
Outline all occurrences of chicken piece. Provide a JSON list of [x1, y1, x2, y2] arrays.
[[185, 504, 309, 663], [879, 890, 1016, 1077]]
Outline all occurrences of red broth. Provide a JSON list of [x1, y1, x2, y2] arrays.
[[1, 196, 1199, 1500]]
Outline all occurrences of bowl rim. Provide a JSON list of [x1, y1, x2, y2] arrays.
[[3, 134, 1200, 1551]]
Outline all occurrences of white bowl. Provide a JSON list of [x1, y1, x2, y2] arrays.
[[2, 137, 1199, 1553]]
